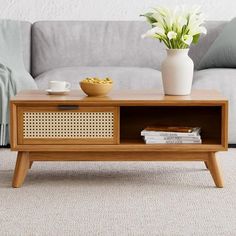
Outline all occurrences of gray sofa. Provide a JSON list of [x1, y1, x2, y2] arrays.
[[18, 20, 235, 143]]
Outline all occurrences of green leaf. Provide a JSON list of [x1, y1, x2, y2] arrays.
[[140, 13, 157, 24], [193, 34, 200, 44], [140, 12, 153, 17]]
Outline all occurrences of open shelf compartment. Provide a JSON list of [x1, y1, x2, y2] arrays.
[[120, 106, 223, 146]]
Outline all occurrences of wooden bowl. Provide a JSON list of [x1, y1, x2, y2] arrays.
[[80, 82, 113, 97]]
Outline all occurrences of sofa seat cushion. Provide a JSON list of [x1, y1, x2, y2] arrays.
[[35, 66, 163, 91], [193, 68, 236, 143]]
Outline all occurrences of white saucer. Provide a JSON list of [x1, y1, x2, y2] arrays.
[[46, 89, 70, 95]]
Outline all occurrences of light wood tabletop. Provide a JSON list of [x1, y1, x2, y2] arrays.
[[11, 89, 227, 104]]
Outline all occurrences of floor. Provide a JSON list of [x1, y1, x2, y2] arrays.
[[0, 149, 236, 236]]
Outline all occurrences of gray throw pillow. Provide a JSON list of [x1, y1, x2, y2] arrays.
[[198, 18, 236, 70]]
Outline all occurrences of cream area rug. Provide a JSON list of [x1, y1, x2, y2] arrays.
[[0, 149, 236, 236]]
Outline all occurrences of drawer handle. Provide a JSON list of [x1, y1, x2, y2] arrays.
[[58, 105, 80, 110]]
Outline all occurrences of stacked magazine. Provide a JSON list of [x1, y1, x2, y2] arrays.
[[141, 126, 202, 144]]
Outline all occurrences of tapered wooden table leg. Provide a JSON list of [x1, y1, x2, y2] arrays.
[[207, 152, 224, 188], [12, 152, 30, 188], [204, 161, 209, 169], [29, 161, 33, 169]]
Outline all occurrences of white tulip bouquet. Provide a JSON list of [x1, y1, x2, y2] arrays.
[[141, 6, 207, 49]]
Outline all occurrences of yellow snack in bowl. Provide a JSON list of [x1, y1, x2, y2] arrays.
[[81, 77, 113, 84]]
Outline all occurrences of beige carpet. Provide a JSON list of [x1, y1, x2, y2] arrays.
[[0, 149, 236, 236]]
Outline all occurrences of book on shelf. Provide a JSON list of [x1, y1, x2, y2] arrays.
[[141, 126, 201, 137], [143, 136, 201, 141], [141, 126, 202, 144], [145, 139, 202, 144]]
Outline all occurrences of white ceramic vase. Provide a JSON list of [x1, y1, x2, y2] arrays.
[[161, 49, 194, 95]]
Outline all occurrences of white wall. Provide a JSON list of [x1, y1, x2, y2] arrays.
[[0, 0, 235, 22]]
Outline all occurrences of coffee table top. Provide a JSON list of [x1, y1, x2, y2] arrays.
[[11, 89, 227, 105]]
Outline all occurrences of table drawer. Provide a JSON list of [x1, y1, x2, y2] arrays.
[[17, 106, 119, 145]]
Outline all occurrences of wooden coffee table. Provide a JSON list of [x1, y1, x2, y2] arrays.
[[10, 90, 228, 188]]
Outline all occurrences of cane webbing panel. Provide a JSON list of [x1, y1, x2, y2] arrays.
[[23, 112, 114, 139]]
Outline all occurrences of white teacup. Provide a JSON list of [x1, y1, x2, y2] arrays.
[[49, 81, 71, 91]]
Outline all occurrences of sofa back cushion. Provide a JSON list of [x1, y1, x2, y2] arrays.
[[19, 21, 31, 72], [31, 21, 166, 77], [189, 21, 227, 69], [31, 21, 227, 76]]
